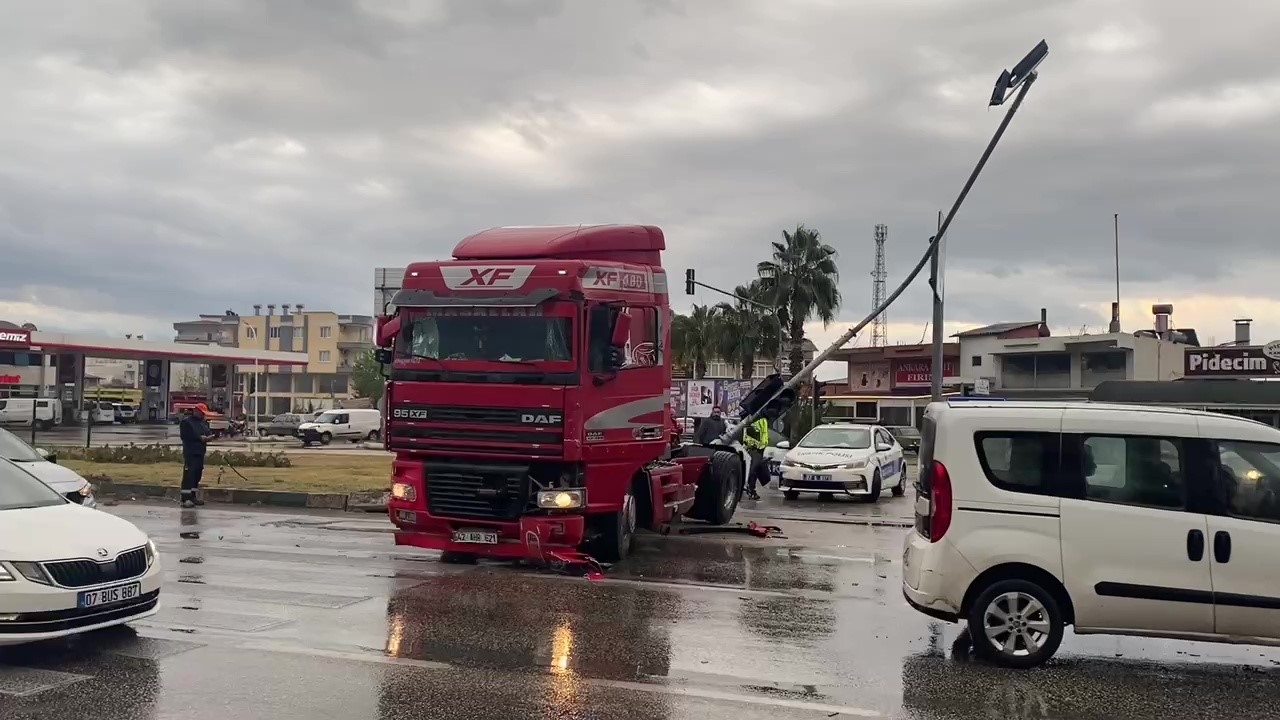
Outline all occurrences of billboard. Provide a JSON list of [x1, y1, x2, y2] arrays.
[[848, 361, 891, 392], [687, 380, 716, 418], [1185, 346, 1280, 378], [892, 357, 957, 388]]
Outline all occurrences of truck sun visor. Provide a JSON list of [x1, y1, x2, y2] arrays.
[[388, 287, 560, 308]]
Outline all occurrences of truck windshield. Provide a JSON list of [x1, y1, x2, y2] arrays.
[[399, 314, 572, 362]]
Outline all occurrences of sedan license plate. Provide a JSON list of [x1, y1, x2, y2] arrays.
[[451, 529, 498, 545], [803, 473, 832, 483], [78, 582, 141, 609]]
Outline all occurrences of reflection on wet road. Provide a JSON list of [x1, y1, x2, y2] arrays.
[[1, 501, 1279, 719]]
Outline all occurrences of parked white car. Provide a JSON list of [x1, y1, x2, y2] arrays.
[[0, 428, 96, 508], [904, 399, 1280, 668], [0, 457, 161, 646], [777, 423, 907, 501], [298, 408, 383, 445]]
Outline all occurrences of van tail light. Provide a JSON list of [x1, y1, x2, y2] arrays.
[[928, 461, 952, 543]]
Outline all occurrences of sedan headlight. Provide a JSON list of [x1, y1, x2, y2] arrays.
[[144, 539, 158, 568], [537, 489, 584, 509], [77, 481, 94, 497], [10, 562, 51, 585], [840, 458, 869, 470], [0, 564, 12, 582]]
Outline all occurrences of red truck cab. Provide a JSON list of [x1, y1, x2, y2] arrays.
[[378, 225, 744, 563]]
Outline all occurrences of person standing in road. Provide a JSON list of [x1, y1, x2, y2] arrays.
[[179, 404, 213, 508], [694, 406, 727, 445], [742, 415, 770, 501]]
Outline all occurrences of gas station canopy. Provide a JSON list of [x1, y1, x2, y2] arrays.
[[3, 328, 308, 366]]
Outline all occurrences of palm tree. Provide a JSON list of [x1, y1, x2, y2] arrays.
[[671, 305, 717, 379], [756, 224, 841, 377], [712, 281, 782, 379]]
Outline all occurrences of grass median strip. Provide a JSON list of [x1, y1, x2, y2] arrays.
[[65, 454, 392, 494]]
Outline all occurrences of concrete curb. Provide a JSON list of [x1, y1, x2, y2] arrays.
[[96, 480, 385, 512]]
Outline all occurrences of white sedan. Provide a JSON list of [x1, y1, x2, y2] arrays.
[[777, 423, 907, 502], [0, 428, 97, 508], [0, 457, 162, 646]]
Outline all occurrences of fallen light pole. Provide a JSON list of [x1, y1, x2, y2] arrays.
[[719, 39, 1049, 443]]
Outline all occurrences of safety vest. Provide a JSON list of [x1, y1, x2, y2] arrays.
[[745, 417, 769, 450]]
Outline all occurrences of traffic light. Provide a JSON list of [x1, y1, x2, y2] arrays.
[[684, 268, 695, 295], [813, 380, 826, 402]]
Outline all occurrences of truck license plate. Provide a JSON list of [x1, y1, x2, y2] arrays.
[[452, 529, 498, 545], [78, 582, 142, 609], [802, 474, 832, 483]]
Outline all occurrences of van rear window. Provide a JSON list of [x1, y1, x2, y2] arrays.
[[974, 431, 1060, 495]]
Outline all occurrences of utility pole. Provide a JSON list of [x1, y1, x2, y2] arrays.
[[870, 224, 888, 347], [930, 210, 945, 401]]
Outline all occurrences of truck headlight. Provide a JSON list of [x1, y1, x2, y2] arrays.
[[537, 490, 584, 509], [391, 483, 417, 502], [841, 459, 868, 470]]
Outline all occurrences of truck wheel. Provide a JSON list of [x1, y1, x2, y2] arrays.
[[587, 487, 636, 563], [319, 432, 332, 445], [689, 451, 742, 525]]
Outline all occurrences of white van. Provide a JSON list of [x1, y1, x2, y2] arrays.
[[903, 399, 1280, 668], [0, 398, 62, 430], [297, 408, 382, 445]]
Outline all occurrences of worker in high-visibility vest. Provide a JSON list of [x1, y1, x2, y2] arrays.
[[741, 415, 770, 501]]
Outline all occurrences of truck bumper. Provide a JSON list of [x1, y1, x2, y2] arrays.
[[392, 513, 587, 561]]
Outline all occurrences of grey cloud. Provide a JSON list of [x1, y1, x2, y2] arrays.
[[0, 0, 1274, 344]]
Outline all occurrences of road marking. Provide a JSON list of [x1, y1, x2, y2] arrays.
[[206, 637, 881, 717], [791, 552, 877, 563]]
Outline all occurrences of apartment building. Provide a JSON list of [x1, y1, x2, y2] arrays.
[[173, 304, 374, 417]]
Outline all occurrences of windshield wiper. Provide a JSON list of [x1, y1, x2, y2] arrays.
[[492, 358, 543, 370]]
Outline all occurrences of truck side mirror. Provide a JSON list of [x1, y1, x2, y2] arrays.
[[376, 315, 401, 347], [374, 348, 394, 365], [610, 311, 632, 347]]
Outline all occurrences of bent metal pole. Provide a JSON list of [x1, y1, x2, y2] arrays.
[[718, 72, 1039, 445]]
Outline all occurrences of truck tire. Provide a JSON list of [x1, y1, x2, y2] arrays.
[[688, 451, 742, 525], [586, 486, 636, 563]]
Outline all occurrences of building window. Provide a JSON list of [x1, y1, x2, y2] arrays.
[[320, 326, 332, 339], [1001, 353, 1071, 389], [319, 351, 331, 362], [1081, 351, 1127, 387], [971, 355, 982, 367], [269, 327, 281, 339]]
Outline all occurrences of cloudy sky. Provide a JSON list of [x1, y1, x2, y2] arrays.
[[2, 0, 1276, 371]]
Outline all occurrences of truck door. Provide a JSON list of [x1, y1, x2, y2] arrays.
[[583, 305, 667, 492]]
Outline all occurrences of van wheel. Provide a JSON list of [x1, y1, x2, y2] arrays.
[[38, 420, 55, 431], [587, 487, 636, 563], [867, 472, 882, 502], [967, 579, 1064, 669], [688, 451, 742, 525], [319, 432, 332, 445], [367, 430, 381, 441]]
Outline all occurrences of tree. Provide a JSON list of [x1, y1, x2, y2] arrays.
[[671, 305, 717, 379], [351, 349, 385, 404], [756, 224, 841, 377], [712, 281, 782, 379]]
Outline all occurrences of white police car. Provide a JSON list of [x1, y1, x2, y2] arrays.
[[777, 423, 907, 501]]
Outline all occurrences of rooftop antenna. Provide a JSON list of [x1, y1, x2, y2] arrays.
[[1109, 213, 1121, 333]]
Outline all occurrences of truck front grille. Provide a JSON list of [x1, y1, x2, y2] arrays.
[[424, 460, 530, 521]]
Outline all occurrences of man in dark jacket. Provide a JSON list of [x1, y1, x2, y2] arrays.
[[694, 406, 727, 445], [179, 404, 213, 508]]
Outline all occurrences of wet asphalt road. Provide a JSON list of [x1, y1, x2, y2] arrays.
[[3, 493, 1280, 719]]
